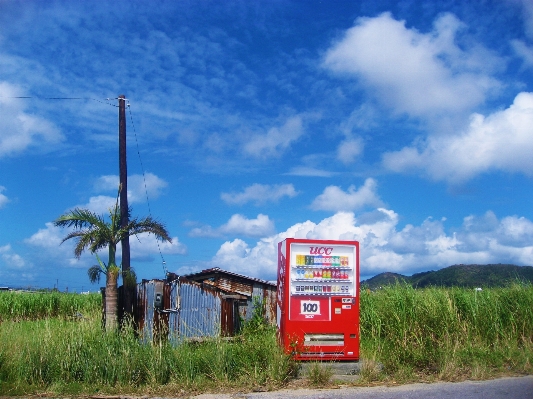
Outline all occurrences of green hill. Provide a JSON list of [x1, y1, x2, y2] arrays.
[[362, 264, 533, 289]]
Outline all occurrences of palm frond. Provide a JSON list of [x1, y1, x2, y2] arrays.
[[122, 267, 137, 288], [88, 265, 104, 283], [74, 232, 97, 258], [124, 217, 172, 243], [54, 208, 106, 230]]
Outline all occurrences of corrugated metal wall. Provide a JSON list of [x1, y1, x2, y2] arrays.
[[135, 279, 223, 343], [135, 279, 167, 343], [132, 277, 276, 343], [175, 280, 221, 340], [238, 283, 277, 324]]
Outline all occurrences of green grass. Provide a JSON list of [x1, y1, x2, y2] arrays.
[[359, 283, 533, 383], [0, 285, 532, 395], [0, 294, 295, 396], [0, 291, 101, 321]]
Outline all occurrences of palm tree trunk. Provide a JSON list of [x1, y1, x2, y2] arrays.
[[105, 244, 119, 331], [105, 268, 119, 331]]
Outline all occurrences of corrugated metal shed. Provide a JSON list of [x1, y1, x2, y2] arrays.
[[184, 267, 277, 325], [119, 268, 277, 343], [134, 278, 225, 343]]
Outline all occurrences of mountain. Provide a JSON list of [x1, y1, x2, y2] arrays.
[[361, 264, 533, 289]]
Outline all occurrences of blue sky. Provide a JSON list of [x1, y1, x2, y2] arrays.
[[1, 0, 533, 292]]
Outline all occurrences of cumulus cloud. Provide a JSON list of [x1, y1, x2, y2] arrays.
[[95, 173, 168, 203], [511, 39, 533, 69], [243, 115, 304, 158], [0, 82, 63, 157], [25, 221, 186, 267], [517, 0, 533, 39], [323, 12, 501, 118], [310, 178, 383, 212], [194, 209, 533, 281], [0, 186, 9, 208], [220, 214, 275, 237], [64, 173, 170, 215], [337, 138, 364, 164], [0, 244, 27, 269], [74, 195, 117, 215], [382, 92, 533, 182], [25, 222, 65, 249], [221, 183, 298, 205], [285, 166, 335, 177], [189, 213, 275, 238], [130, 233, 187, 259]]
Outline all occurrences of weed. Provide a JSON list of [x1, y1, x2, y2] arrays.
[[306, 362, 333, 386]]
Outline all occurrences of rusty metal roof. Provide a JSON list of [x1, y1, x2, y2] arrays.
[[184, 267, 276, 288]]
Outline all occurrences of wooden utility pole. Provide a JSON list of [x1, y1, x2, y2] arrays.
[[118, 95, 132, 317], [118, 95, 130, 272]]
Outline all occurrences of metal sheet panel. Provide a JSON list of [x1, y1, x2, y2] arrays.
[[214, 277, 253, 296], [167, 280, 180, 335], [238, 283, 277, 324], [136, 280, 166, 343], [177, 280, 221, 340]]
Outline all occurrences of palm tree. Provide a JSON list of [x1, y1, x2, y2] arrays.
[[54, 200, 171, 331]]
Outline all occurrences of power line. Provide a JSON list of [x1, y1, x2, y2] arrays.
[[0, 96, 119, 107], [126, 101, 168, 277]]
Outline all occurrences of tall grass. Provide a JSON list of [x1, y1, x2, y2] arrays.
[[0, 285, 532, 394], [0, 293, 294, 396], [0, 291, 101, 321], [359, 283, 533, 382]]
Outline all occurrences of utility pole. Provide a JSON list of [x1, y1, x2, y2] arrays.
[[118, 95, 130, 272], [118, 94, 132, 318]]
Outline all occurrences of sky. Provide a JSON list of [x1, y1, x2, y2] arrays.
[[1, 0, 533, 292]]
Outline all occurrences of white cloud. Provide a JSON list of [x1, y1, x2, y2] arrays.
[[310, 178, 383, 212], [0, 244, 27, 269], [24, 222, 84, 267], [25, 222, 65, 249], [339, 104, 378, 135], [517, 0, 533, 39], [0, 186, 9, 208], [221, 183, 298, 205], [243, 115, 304, 158], [94, 173, 168, 203], [220, 214, 275, 237], [74, 195, 117, 215], [337, 138, 364, 164], [130, 233, 187, 259], [0, 82, 63, 157], [66, 173, 169, 215], [285, 166, 335, 177], [26, 221, 187, 268], [188, 225, 220, 238], [511, 39, 533, 68], [198, 209, 533, 281], [382, 92, 533, 182], [190, 213, 275, 238], [323, 12, 501, 118]]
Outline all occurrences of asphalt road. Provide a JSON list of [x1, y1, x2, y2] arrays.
[[193, 376, 533, 399]]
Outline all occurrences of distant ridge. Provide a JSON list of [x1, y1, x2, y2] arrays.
[[362, 264, 533, 289]]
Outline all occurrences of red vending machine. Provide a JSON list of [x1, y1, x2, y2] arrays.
[[276, 238, 359, 361]]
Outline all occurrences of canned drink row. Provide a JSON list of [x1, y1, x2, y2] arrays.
[[295, 255, 349, 266], [295, 285, 351, 293], [296, 268, 349, 279]]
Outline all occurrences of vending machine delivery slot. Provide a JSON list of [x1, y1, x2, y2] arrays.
[[276, 238, 359, 361]]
